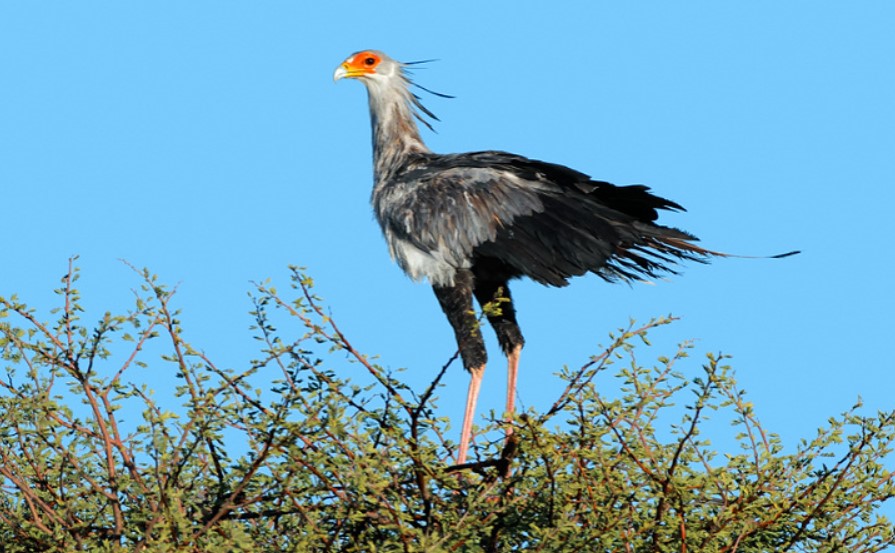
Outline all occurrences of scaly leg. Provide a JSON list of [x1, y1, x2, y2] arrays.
[[472, 277, 525, 443], [432, 269, 487, 465], [505, 344, 522, 438], [458, 364, 485, 464]]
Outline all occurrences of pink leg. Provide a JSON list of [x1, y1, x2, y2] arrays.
[[457, 364, 485, 464], [505, 345, 521, 438]]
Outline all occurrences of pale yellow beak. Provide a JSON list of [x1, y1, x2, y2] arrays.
[[334, 61, 369, 82], [333, 63, 350, 82]]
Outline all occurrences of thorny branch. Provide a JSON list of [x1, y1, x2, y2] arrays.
[[0, 263, 893, 552]]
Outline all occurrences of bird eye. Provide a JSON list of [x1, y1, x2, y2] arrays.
[[364, 57, 377, 66]]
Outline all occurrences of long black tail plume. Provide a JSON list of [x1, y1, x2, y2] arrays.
[[661, 236, 800, 259]]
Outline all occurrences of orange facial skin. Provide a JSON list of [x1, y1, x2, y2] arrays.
[[334, 51, 382, 80]]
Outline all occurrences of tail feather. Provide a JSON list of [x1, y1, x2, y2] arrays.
[[602, 230, 799, 284], [659, 236, 800, 260]]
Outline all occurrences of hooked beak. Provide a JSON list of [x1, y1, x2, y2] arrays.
[[333, 63, 349, 82], [333, 62, 364, 82]]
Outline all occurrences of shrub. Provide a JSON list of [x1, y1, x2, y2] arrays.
[[1, 259, 893, 552]]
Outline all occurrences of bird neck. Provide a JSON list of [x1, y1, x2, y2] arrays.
[[366, 82, 431, 183]]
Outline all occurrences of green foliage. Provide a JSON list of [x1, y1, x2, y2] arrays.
[[0, 259, 893, 552]]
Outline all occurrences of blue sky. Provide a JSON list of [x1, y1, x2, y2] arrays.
[[2, 2, 894, 469]]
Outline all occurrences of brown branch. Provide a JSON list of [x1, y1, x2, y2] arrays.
[[541, 317, 676, 422]]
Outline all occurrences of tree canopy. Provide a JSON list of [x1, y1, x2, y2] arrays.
[[1, 259, 893, 552]]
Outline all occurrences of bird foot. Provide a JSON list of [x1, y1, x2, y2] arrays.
[[444, 433, 519, 480]]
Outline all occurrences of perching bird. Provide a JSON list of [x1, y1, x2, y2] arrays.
[[334, 50, 794, 465]]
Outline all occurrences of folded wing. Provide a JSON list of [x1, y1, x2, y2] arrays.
[[374, 150, 709, 287]]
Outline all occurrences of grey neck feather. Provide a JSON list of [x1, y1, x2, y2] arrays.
[[364, 75, 431, 185]]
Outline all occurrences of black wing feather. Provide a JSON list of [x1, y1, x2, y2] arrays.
[[375, 150, 708, 286]]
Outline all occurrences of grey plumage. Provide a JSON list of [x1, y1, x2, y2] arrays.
[[375, 150, 707, 287], [334, 49, 721, 465]]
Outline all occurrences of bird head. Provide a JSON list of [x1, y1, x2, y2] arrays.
[[334, 50, 452, 132], [333, 50, 401, 84]]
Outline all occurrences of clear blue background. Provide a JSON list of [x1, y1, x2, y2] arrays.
[[1, 2, 893, 468]]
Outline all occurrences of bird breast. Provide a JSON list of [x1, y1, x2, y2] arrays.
[[385, 230, 468, 287], [374, 176, 474, 287]]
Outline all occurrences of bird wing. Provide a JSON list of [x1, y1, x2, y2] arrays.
[[375, 151, 705, 287]]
